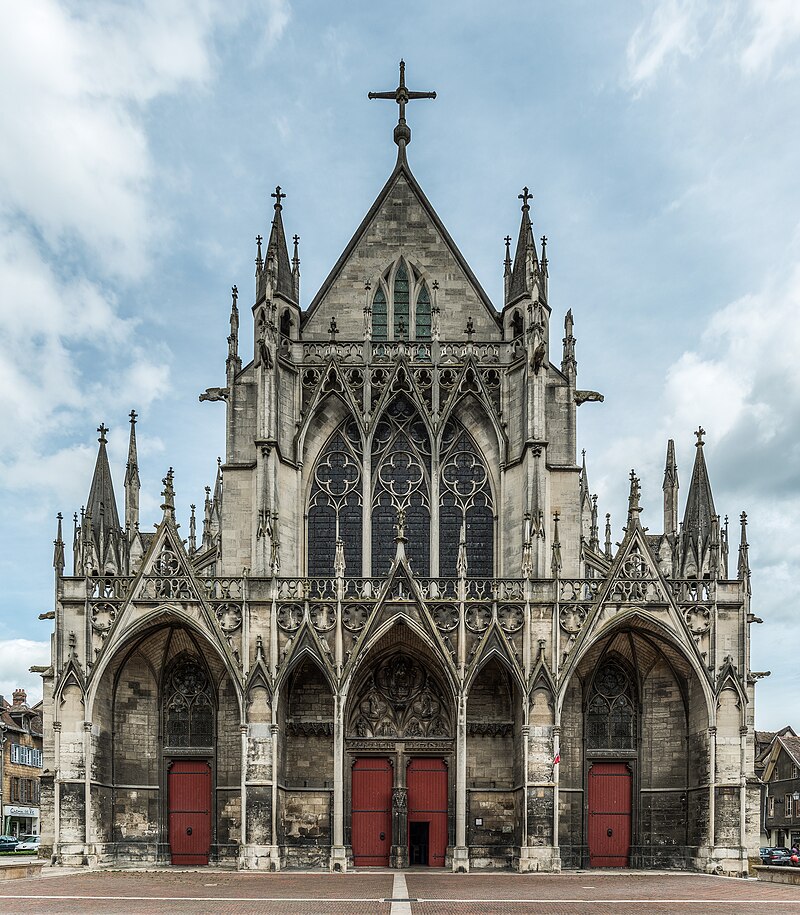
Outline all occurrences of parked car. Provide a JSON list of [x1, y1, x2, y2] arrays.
[[14, 835, 40, 853], [762, 847, 792, 865], [0, 835, 18, 852]]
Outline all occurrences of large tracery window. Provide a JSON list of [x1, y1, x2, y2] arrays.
[[586, 660, 637, 751], [164, 656, 214, 748], [307, 419, 363, 576], [372, 395, 431, 576], [439, 419, 494, 577]]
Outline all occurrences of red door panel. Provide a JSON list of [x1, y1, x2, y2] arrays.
[[588, 761, 632, 867], [352, 757, 392, 866], [408, 757, 448, 867], [168, 760, 211, 865]]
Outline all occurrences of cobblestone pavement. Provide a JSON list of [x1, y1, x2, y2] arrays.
[[0, 869, 799, 914]]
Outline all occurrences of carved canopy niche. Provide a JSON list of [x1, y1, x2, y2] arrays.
[[347, 652, 451, 739]]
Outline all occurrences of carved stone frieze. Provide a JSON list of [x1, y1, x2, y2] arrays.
[[467, 721, 514, 737]]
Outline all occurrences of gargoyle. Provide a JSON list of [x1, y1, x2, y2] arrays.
[[531, 340, 546, 374], [575, 390, 604, 405], [199, 387, 229, 402]]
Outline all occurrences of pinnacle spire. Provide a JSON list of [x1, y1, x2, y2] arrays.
[[291, 233, 301, 303], [737, 511, 751, 590], [161, 467, 175, 520], [680, 427, 718, 577], [551, 512, 562, 576], [508, 187, 538, 304], [228, 285, 240, 365], [53, 512, 65, 575], [589, 494, 600, 553], [626, 469, 642, 527], [87, 423, 121, 539], [124, 410, 140, 534], [663, 438, 679, 536], [266, 186, 295, 303]]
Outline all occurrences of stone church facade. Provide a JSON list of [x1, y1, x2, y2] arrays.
[[39, 66, 760, 874]]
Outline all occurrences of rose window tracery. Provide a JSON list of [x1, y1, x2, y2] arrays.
[[586, 660, 637, 751], [348, 653, 450, 739]]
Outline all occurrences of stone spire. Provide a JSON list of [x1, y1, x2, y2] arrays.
[[626, 469, 642, 528], [161, 467, 176, 521], [605, 513, 613, 558], [503, 235, 512, 304], [124, 410, 140, 535], [202, 485, 213, 551], [189, 504, 197, 554], [228, 285, 240, 367], [589, 494, 600, 553], [662, 438, 679, 537], [679, 427, 719, 578], [82, 423, 125, 574], [267, 186, 296, 303], [53, 512, 65, 577], [88, 424, 121, 538], [551, 512, 562, 576], [562, 309, 576, 378], [291, 234, 301, 304], [737, 511, 751, 592], [508, 187, 538, 305]]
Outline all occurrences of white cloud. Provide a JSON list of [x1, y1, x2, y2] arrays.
[[741, 0, 800, 75], [626, 0, 703, 89], [0, 640, 51, 707]]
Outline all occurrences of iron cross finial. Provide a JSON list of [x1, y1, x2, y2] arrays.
[[271, 186, 286, 209], [129, 410, 137, 425], [97, 423, 108, 443], [519, 187, 533, 211], [695, 426, 706, 446], [368, 60, 436, 149]]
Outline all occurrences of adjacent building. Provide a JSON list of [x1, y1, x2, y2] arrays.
[[38, 64, 762, 874], [1, 690, 43, 837], [761, 734, 800, 850]]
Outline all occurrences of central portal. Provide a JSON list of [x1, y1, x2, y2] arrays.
[[347, 648, 453, 868]]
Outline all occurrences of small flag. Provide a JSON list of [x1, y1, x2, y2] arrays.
[[553, 753, 561, 766]]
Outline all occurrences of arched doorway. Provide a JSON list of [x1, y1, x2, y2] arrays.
[[559, 621, 711, 869], [90, 621, 241, 865], [345, 636, 454, 868]]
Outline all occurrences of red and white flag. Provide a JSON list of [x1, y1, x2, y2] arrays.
[[553, 753, 561, 766]]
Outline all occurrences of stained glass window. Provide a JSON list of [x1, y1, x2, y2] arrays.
[[439, 419, 494, 577], [372, 395, 431, 575], [586, 660, 636, 750], [393, 264, 409, 339], [308, 420, 363, 576], [415, 283, 431, 340], [372, 287, 388, 341], [164, 656, 214, 748]]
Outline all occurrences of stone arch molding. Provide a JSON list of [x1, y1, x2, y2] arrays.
[[555, 609, 716, 725], [84, 604, 244, 722]]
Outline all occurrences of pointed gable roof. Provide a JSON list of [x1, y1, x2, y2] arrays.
[[302, 156, 499, 329], [87, 424, 121, 538]]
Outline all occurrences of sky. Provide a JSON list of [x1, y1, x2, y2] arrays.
[[0, 0, 798, 729]]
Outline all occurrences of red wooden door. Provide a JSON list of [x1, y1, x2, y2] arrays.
[[352, 757, 392, 866], [168, 760, 211, 865], [588, 761, 632, 867], [408, 757, 448, 867]]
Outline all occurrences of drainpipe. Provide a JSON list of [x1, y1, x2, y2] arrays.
[[708, 726, 716, 852]]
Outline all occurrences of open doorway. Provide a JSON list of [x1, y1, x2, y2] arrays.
[[409, 821, 429, 866]]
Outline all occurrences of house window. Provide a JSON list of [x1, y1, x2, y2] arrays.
[[10, 744, 42, 768], [785, 794, 792, 818], [768, 796, 775, 817]]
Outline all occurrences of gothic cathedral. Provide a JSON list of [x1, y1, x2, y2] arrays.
[[39, 64, 760, 874]]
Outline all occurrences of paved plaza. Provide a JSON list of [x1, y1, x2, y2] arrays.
[[1, 869, 799, 914]]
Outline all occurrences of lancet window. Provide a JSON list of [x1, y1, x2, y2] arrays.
[[371, 395, 431, 576], [439, 419, 494, 577], [370, 260, 432, 342], [307, 419, 363, 576], [586, 660, 637, 751], [164, 656, 214, 748]]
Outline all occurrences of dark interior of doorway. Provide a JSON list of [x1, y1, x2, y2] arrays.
[[409, 821, 430, 866]]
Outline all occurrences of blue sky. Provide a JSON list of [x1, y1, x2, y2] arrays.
[[1, 0, 798, 729]]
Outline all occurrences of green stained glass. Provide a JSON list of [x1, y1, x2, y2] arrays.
[[415, 283, 431, 340], [372, 287, 387, 341], [393, 264, 409, 339]]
